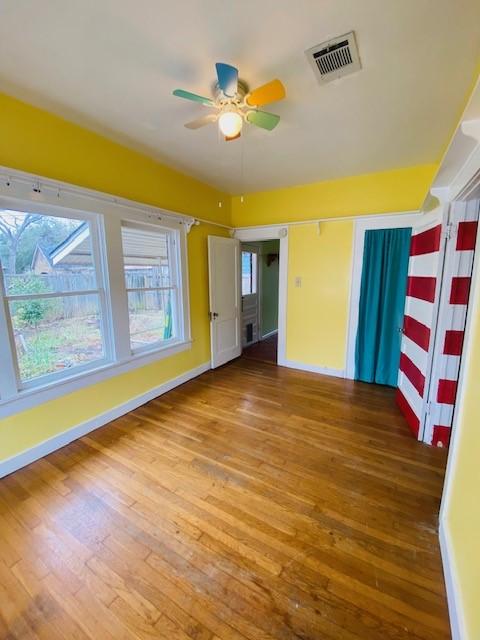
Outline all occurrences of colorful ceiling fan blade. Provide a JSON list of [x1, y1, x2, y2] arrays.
[[173, 89, 215, 107], [215, 63, 238, 97], [246, 110, 280, 131], [246, 79, 286, 107], [184, 114, 218, 129]]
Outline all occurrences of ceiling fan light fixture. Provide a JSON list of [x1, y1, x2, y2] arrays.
[[173, 63, 285, 137], [218, 110, 243, 137]]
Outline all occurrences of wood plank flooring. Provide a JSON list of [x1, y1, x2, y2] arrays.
[[243, 334, 278, 363], [0, 358, 451, 639]]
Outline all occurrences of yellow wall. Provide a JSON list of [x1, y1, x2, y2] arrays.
[[0, 92, 230, 222], [0, 93, 439, 463], [0, 92, 230, 462], [286, 222, 353, 371], [232, 165, 435, 373], [445, 255, 480, 639], [231, 165, 437, 227]]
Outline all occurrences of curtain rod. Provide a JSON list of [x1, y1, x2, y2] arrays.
[[195, 210, 421, 233], [0, 165, 195, 227], [233, 210, 420, 231], [193, 217, 233, 230]]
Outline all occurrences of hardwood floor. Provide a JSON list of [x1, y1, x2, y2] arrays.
[[0, 358, 450, 639], [243, 334, 278, 363]]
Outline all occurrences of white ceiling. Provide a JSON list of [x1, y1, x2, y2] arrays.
[[0, 1, 479, 194]]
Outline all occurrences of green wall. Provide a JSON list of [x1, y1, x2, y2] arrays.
[[260, 240, 280, 337]]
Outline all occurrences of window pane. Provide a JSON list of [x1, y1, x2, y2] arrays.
[[242, 251, 252, 295], [251, 253, 257, 294], [0, 210, 97, 294], [122, 223, 178, 352], [128, 289, 175, 350], [9, 294, 104, 382], [122, 225, 171, 288], [241, 251, 257, 296]]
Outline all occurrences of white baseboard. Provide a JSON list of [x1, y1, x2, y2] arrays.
[[0, 361, 210, 479], [261, 329, 278, 340], [277, 357, 345, 379], [439, 520, 465, 640]]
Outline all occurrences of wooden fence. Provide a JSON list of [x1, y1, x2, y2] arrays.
[[6, 267, 171, 319]]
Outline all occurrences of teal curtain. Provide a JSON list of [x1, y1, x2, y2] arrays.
[[355, 228, 412, 386]]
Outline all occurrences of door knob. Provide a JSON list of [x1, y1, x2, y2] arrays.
[[209, 311, 219, 320]]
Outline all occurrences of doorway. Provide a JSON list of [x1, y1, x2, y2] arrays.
[[354, 226, 412, 386], [207, 226, 287, 370], [241, 240, 280, 364], [346, 213, 422, 379]]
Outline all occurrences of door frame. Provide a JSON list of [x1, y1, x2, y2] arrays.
[[234, 226, 288, 365], [345, 212, 423, 380], [240, 242, 260, 347]]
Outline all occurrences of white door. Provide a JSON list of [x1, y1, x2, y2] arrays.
[[396, 206, 448, 440], [208, 236, 241, 368], [423, 198, 479, 447], [241, 245, 259, 346]]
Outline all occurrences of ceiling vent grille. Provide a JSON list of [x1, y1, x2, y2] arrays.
[[306, 32, 361, 84]]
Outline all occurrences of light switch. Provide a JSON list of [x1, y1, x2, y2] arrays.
[[295, 276, 302, 288]]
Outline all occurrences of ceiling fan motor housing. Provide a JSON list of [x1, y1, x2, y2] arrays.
[[214, 79, 249, 105]]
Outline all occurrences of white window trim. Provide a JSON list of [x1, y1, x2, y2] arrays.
[[0, 340, 192, 418], [2, 206, 114, 392], [0, 166, 193, 418], [121, 218, 187, 355]]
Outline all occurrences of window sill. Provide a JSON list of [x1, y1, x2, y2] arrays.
[[0, 339, 192, 419]]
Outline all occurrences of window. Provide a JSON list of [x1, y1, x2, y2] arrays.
[[121, 222, 181, 352], [0, 175, 191, 415], [0, 209, 108, 387], [241, 250, 257, 296]]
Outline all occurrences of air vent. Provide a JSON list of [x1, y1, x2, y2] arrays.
[[306, 31, 361, 84]]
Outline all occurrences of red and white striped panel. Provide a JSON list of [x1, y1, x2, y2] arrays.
[[424, 200, 479, 448], [396, 212, 445, 438]]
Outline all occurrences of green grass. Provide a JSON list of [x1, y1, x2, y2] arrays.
[[15, 316, 102, 381], [14, 311, 170, 381]]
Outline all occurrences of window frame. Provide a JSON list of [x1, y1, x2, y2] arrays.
[[0, 203, 113, 391], [121, 219, 186, 355], [0, 171, 192, 418]]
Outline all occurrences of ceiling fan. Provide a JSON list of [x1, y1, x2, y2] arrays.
[[172, 62, 286, 141]]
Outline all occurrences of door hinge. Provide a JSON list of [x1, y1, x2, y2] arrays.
[[444, 222, 457, 241]]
